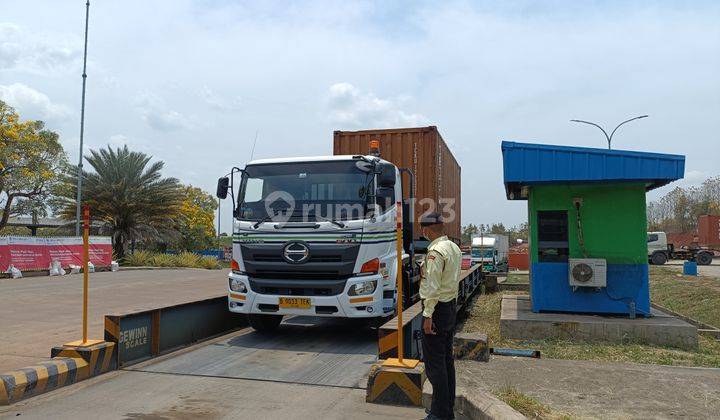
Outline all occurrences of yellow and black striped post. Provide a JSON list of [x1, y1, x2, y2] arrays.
[[0, 341, 117, 405]]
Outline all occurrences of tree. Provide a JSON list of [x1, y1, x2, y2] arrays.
[[57, 145, 182, 258], [647, 176, 720, 232], [508, 222, 529, 245], [461, 223, 479, 245], [0, 101, 67, 231], [488, 222, 506, 234], [174, 185, 218, 251]]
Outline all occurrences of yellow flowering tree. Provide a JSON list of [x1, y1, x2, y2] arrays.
[[174, 185, 218, 251], [0, 100, 67, 231]]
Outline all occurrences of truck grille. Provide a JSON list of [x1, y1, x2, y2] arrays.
[[249, 278, 347, 296], [240, 242, 359, 280]]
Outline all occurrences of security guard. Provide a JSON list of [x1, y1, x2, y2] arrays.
[[419, 212, 461, 420]]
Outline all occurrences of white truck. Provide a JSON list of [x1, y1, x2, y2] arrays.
[[216, 150, 421, 332], [470, 234, 509, 272], [647, 231, 714, 266]]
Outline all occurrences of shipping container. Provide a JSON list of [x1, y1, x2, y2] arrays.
[[333, 126, 461, 242], [699, 215, 720, 247]]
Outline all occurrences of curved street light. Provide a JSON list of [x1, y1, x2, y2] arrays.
[[570, 115, 648, 150]]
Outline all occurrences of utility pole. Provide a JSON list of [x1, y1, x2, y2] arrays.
[[75, 0, 90, 236], [570, 115, 648, 150]]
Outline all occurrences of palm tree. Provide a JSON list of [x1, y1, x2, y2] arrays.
[[58, 145, 182, 258]]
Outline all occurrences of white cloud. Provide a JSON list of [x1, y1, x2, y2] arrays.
[[0, 83, 72, 121], [0, 22, 81, 73], [199, 86, 241, 112], [326, 82, 427, 128], [135, 91, 194, 132]]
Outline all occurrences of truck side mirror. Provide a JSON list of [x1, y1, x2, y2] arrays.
[[377, 163, 396, 188], [216, 177, 230, 199]]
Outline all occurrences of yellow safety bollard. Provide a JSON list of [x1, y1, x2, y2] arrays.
[[366, 201, 425, 406], [65, 205, 102, 348], [382, 202, 418, 369]]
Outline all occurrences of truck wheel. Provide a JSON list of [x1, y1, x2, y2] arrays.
[[696, 252, 713, 266], [248, 314, 283, 332], [651, 251, 667, 265]]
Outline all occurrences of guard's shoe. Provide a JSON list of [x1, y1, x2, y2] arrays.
[[424, 408, 455, 420]]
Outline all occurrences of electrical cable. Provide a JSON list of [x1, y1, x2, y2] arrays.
[[575, 201, 589, 258]]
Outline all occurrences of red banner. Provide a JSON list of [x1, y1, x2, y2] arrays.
[[0, 236, 112, 272]]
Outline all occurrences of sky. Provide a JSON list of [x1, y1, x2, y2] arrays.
[[1, 0, 719, 234]]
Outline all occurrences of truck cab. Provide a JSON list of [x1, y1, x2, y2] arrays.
[[647, 231, 669, 265], [470, 235, 509, 272], [217, 153, 420, 332]]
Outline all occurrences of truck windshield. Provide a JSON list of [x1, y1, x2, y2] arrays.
[[237, 160, 372, 222]]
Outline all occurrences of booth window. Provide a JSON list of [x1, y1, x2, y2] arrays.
[[537, 210, 569, 262]]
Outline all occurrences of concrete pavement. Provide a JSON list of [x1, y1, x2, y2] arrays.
[[0, 269, 227, 372], [0, 319, 424, 420], [0, 369, 423, 419], [457, 357, 720, 419]]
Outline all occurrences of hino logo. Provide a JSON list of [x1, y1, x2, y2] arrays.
[[283, 241, 310, 264]]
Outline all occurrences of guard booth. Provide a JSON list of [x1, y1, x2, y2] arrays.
[[501, 141, 685, 317]]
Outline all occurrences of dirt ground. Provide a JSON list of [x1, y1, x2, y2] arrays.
[[458, 357, 720, 419], [0, 268, 227, 372]]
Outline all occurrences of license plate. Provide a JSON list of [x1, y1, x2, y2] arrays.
[[278, 297, 311, 309]]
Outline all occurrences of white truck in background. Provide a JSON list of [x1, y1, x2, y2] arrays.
[[647, 231, 714, 265], [471, 234, 509, 272]]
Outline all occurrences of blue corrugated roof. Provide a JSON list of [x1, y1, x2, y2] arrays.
[[502, 141, 685, 200]]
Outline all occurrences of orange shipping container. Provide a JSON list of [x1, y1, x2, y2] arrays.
[[333, 126, 461, 243], [699, 215, 720, 247]]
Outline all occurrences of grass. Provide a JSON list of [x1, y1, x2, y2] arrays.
[[123, 250, 221, 270], [462, 275, 720, 367], [649, 266, 720, 328], [503, 272, 530, 284], [495, 386, 572, 420]]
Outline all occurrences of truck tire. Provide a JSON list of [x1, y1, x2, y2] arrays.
[[651, 251, 667, 265], [696, 251, 713, 266], [248, 314, 283, 332]]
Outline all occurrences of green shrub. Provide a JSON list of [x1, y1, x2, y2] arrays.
[[123, 250, 220, 269], [199, 255, 221, 269], [174, 252, 201, 268], [150, 253, 176, 267], [124, 250, 153, 266]]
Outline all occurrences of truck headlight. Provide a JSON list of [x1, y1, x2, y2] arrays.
[[229, 278, 247, 293], [348, 280, 377, 296]]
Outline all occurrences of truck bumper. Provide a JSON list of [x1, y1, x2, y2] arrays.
[[227, 272, 390, 318]]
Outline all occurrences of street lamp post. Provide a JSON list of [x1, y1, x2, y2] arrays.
[[75, 0, 90, 236], [570, 115, 648, 150]]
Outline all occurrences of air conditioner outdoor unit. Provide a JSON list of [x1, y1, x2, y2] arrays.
[[568, 258, 606, 288]]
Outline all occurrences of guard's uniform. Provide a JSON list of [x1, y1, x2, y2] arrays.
[[420, 235, 461, 419]]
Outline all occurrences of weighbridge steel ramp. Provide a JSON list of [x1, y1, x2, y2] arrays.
[[124, 316, 378, 390]]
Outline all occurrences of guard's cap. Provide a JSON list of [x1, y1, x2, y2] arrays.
[[420, 212, 444, 227]]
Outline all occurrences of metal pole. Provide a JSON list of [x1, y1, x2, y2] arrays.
[[82, 205, 90, 344], [570, 115, 648, 150], [395, 201, 404, 363], [75, 0, 90, 236]]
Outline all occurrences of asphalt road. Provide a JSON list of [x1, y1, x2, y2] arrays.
[[0, 268, 227, 372]]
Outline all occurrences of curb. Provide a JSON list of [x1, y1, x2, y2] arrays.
[[423, 381, 526, 419], [0, 342, 116, 406]]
